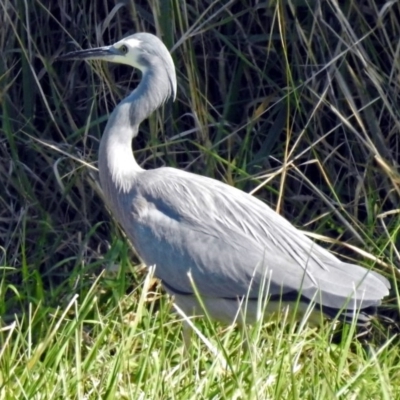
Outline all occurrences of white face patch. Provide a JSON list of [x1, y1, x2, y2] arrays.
[[111, 37, 144, 70], [123, 38, 142, 49]]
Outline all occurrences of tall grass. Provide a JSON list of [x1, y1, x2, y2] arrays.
[[1, 0, 399, 397]]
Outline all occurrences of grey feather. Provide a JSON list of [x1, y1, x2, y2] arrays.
[[61, 32, 390, 325]]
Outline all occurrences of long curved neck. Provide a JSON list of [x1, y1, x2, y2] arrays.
[[98, 62, 170, 199]]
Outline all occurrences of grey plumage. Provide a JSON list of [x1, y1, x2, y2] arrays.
[[60, 32, 390, 326]]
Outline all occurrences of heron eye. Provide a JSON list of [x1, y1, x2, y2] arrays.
[[120, 45, 128, 54]]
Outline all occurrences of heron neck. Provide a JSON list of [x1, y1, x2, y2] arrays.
[[98, 104, 141, 198], [98, 65, 171, 196]]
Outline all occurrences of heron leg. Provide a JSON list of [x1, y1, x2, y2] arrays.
[[182, 320, 193, 352]]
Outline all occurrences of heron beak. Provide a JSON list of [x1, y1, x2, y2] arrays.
[[57, 45, 121, 61]]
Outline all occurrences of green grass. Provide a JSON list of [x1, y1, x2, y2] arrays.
[[1, 0, 400, 398], [0, 261, 399, 399]]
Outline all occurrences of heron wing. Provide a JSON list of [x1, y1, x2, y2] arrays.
[[122, 167, 389, 310]]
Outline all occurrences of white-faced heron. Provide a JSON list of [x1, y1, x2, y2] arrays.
[[59, 33, 390, 332]]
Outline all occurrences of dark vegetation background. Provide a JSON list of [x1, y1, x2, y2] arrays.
[[1, 0, 399, 318]]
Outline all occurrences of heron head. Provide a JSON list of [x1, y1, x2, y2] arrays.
[[58, 32, 177, 101]]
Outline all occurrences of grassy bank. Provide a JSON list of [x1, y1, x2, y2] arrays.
[[1, 0, 399, 398]]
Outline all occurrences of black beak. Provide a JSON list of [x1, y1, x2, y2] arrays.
[[57, 45, 119, 61]]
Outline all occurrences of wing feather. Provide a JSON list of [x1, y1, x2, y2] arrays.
[[118, 167, 389, 311]]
